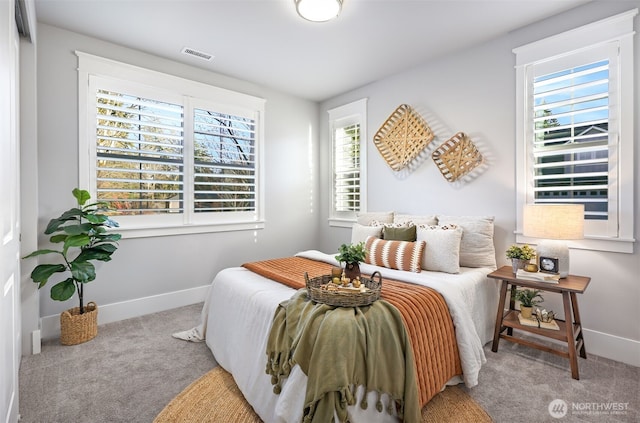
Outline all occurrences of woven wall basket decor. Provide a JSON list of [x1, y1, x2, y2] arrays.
[[373, 104, 435, 171], [432, 132, 483, 182]]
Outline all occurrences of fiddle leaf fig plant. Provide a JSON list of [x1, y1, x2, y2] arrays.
[[23, 188, 121, 314]]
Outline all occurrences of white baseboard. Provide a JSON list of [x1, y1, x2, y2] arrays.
[[40, 285, 210, 341], [38, 287, 639, 368], [583, 328, 640, 367], [31, 329, 41, 354]]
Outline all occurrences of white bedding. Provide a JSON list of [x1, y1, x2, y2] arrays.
[[199, 250, 500, 423]]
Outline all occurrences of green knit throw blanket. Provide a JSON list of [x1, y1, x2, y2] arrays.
[[265, 289, 420, 423]]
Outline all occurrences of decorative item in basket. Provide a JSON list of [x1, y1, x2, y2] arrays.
[[305, 271, 382, 307]]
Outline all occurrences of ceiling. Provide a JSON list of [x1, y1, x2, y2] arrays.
[[34, 0, 591, 102]]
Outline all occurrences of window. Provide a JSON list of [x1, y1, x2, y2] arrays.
[[78, 52, 265, 237], [328, 99, 367, 227], [514, 10, 636, 253]]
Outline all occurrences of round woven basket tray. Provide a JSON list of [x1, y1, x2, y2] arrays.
[[305, 271, 382, 307]]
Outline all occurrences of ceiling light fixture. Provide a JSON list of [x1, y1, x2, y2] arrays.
[[295, 0, 342, 22]]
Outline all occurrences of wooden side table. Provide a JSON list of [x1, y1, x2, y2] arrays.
[[487, 266, 591, 380]]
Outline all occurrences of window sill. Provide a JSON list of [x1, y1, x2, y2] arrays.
[[328, 218, 355, 228], [516, 234, 634, 254], [115, 221, 266, 239]]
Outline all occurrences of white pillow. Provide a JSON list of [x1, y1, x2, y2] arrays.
[[393, 214, 437, 226], [351, 223, 383, 244], [416, 224, 463, 273], [356, 211, 394, 226], [436, 215, 497, 268]]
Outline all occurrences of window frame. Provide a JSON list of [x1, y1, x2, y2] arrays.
[[77, 52, 266, 238], [328, 99, 368, 228], [514, 9, 637, 254]]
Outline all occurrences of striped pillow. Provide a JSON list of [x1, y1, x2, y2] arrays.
[[364, 236, 425, 273]]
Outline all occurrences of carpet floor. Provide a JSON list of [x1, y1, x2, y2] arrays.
[[19, 303, 639, 423]]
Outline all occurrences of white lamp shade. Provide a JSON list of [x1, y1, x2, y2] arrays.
[[295, 0, 342, 22], [522, 204, 584, 240], [522, 204, 584, 278]]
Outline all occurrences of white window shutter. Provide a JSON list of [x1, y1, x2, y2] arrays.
[[96, 89, 185, 214]]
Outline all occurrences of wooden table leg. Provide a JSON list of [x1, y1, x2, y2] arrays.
[[507, 284, 515, 336], [571, 292, 587, 359], [563, 291, 580, 379], [492, 280, 508, 352]]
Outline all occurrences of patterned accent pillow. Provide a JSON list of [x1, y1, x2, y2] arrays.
[[416, 224, 463, 273], [393, 214, 438, 226], [364, 236, 425, 273], [369, 220, 408, 228]]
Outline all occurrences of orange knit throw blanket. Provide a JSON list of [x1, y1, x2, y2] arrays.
[[243, 256, 463, 407]]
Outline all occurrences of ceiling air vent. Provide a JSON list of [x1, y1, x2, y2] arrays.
[[181, 47, 214, 62]]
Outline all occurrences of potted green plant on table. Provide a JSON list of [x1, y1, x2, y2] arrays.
[[23, 188, 121, 345], [506, 244, 536, 274], [514, 288, 544, 319], [335, 242, 367, 281]]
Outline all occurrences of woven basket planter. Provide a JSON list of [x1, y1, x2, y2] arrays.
[[60, 301, 98, 345]]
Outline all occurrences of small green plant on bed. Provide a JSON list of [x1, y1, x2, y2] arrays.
[[335, 242, 366, 265], [335, 242, 366, 280]]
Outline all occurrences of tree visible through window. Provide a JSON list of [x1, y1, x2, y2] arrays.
[[79, 52, 265, 235], [95, 91, 257, 217], [193, 109, 256, 213], [96, 90, 184, 215]]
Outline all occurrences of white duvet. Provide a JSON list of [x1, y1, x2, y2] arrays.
[[198, 250, 499, 423]]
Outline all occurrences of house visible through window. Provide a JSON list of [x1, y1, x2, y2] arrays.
[[328, 99, 367, 227], [532, 55, 610, 222], [514, 9, 636, 253], [78, 52, 265, 237]]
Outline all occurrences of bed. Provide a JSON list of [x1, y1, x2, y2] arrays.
[[195, 214, 500, 423]]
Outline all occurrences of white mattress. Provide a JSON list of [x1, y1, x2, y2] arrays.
[[200, 250, 500, 423]]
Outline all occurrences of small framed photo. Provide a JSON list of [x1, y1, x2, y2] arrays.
[[539, 256, 559, 274]]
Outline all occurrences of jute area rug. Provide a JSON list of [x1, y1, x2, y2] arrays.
[[154, 366, 492, 423]]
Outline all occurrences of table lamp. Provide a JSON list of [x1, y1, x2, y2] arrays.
[[522, 204, 584, 278]]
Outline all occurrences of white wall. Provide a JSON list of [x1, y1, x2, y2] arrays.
[[34, 24, 321, 335], [318, 1, 640, 366], [31, 2, 640, 366], [19, 33, 39, 355]]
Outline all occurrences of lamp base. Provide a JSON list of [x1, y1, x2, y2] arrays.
[[537, 239, 570, 278]]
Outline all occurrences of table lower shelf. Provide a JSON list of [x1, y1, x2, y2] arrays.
[[497, 310, 584, 360]]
